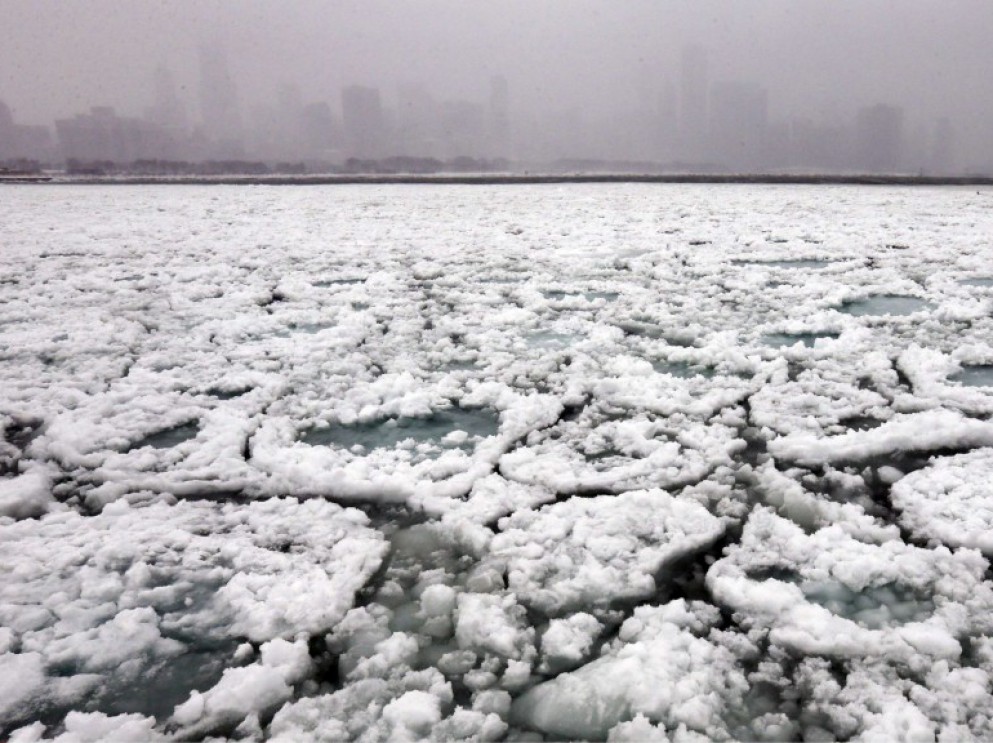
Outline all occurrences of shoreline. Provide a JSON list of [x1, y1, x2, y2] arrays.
[[3, 173, 993, 186]]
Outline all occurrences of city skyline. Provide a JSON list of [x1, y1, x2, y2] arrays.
[[2, 0, 990, 173], [0, 45, 962, 175]]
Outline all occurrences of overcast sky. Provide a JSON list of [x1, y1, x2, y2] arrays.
[[2, 1, 992, 160]]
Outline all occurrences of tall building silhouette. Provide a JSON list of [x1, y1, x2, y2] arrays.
[[0, 100, 52, 161], [928, 117, 955, 175], [856, 104, 904, 173], [198, 45, 243, 156], [439, 100, 486, 158], [396, 83, 439, 157], [147, 66, 188, 133], [56, 106, 175, 163], [341, 85, 386, 158], [0, 101, 16, 158], [710, 81, 769, 172]]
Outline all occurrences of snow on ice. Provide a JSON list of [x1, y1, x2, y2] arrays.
[[2, 183, 993, 740]]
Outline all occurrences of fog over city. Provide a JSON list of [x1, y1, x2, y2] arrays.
[[2, 0, 992, 173], [9, 3, 993, 742]]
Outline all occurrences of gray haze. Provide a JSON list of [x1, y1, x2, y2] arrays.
[[2, 0, 992, 172]]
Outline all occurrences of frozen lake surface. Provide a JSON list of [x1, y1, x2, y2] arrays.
[[3, 184, 993, 741]]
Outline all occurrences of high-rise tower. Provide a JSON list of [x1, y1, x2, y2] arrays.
[[198, 45, 243, 155], [341, 85, 386, 158]]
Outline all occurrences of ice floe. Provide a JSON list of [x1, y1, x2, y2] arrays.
[[4, 183, 993, 739]]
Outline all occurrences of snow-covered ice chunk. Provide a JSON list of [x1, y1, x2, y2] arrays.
[[489, 489, 725, 617], [454, 593, 536, 663], [0, 498, 385, 729], [512, 600, 746, 740], [537, 613, 603, 673], [171, 638, 310, 737], [769, 409, 993, 466], [0, 467, 56, 520], [891, 448, 993, 555], [500, 413, 741, 496], [707, 507, 993, 666]]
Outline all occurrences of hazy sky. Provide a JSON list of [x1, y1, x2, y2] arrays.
[[2, 0, 992, 159]]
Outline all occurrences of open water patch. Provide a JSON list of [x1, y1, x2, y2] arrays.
[[128, 422, 200, 451], [439, 358, 480, 372], [839, 416, 885, 432], [544, 290, 618, 303], [839, 296, 932, 317], [281, 321, 336, 336], [101, 643, 239, 723], [301, 407, 500, 453], [762, 332, 839, 349], [542, 290, 578, 301], [734, 259, 831, 269], [314, 278, 365, 287], [950, 365, 993, 388], [526, 331, 578, 350], [748, 569, 933, 629], [585, 291, 619, 302], [959, 277, 993, 288], [650, 360, 715, 378], [204, 387, 253, 400], [800, 580, 934, 629]]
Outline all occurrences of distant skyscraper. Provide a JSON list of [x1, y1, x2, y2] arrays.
[[679, 45, 709, 161], [439, 100, 486, 158], [790, 118, 850, 172], [0, 101, 15, 157], [56, 106, 173, 163], [396, 83, 439, 156], [856, 104, 904, 173], [275, 82, 306, 157], [341, 85, 386, 158], [300, 102, 337, 159], [709, 81, 769, 172], [148, 66, 188, 133], [198, 45, 243, 155], [0, 100, 53, 162], [928, 117, 955, 175]]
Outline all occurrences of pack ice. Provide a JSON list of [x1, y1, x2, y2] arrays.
[[2, 184, 993, 741]]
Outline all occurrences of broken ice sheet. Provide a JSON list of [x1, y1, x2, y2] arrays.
[[0, 498, 386, 730], [488, 488, 725, 617], [707, 507, 993, 664], [5, 184, 993, 740], [891, 448, 993, 555]]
